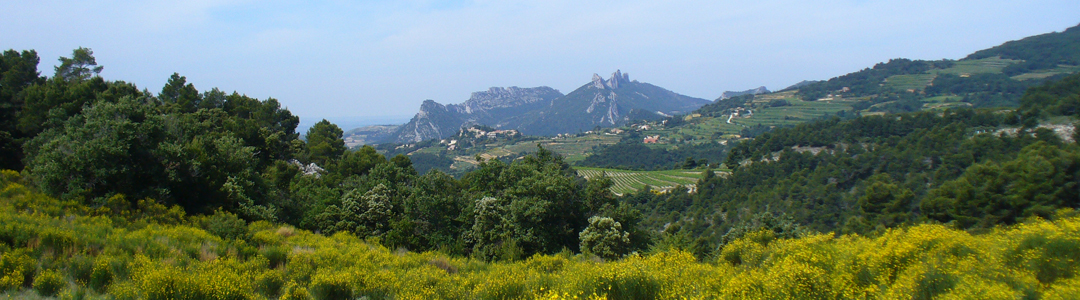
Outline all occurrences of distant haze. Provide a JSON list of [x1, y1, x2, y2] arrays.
[[297, 115, 413, 135], [2, 1, 1077, 125]]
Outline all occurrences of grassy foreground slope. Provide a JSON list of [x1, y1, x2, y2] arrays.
[[2, 171, 1079, 299]]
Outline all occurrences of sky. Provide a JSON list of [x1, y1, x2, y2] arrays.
[[3, 0, 1079, 129]]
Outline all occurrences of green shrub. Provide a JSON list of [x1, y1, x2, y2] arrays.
[[605, 272, 661, 300], [260, 245, 288, 269], [280, 281, 312, 300], [67, 255, 93, 285], [309, 271, 352, 300], [33, 269, 65, 297], [203, 210, 248, 241], [58, 287, 90, 300], [39, 228, 77, 253], [1008, 228, 1080, 284], [107, 281, 140, 300], [89, 258, 113, 292], [0, 248, 35, 291], [255, 270, 285, 298]]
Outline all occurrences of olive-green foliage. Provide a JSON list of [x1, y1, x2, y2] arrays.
[[201, 210, 249, 240], [719, 211, 806, 248], [0, 248, 35, 291], [32, 269, 64, 297], [280, 281, 312, 300], [0, 49, 44, 171], [309, 271, 352, 300], [254, 270, 285, 298], [305, 119, 346, 165], [88, 257, 113, 292], [579, 216, 630, 260], [462, 147, 589, 260], [2, 177, 1080, 299], [10, 48, 299, 219], [922, 141, 1080, 228], [260, 245, 288, 269], [654, 86, 1078, 252]]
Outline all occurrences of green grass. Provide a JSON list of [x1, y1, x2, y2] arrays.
[[576, 167, 720, 195]]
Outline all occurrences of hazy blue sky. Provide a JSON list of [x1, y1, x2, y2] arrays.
[[3, 0, 1078, 126]]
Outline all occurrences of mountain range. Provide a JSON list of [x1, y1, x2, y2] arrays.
[[351, 70, 711, 144]]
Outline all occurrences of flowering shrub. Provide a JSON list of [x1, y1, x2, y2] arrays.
[[32, 269, 64, 296], [1, 178, 1079, 299]]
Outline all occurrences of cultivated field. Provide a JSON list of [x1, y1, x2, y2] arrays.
[[576, 167, 716, 195]]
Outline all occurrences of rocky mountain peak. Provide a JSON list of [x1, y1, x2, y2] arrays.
[[457, 86, 562, 114], [592, 74, 605, 89], [590, 70, 631, 90], [417, 99, 447, 117]]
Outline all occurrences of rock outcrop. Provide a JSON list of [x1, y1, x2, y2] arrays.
[[718, 86, 770, 100], [389, 87, 563, 143], [362, 70, 710, 143], [520, 70, 711, 136]]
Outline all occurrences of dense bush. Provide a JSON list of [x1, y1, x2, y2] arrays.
[[1, 177, 1079, 298], [32, 269, 64, 296]]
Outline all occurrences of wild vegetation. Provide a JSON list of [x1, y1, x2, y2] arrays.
[[1, 22, 1079, 298], [2, 172, 1079, 299], [629, 72, 1080, 260]]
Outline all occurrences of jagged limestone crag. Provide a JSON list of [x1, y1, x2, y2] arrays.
[[382, 70, 710, 143], [521, 70, 711, 136], [391, 87, 563, 143]]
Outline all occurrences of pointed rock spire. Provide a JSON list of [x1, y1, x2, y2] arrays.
[[592, 73, 605, 89]]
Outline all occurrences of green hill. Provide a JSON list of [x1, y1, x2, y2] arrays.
[[628, 72, 1080, 260], [966, 22, 1080, 75]]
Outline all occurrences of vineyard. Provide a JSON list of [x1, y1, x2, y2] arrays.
[[576, 167, 714, 195]]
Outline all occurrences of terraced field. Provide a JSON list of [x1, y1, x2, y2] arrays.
[[885, 74, 936, 92], [576, 167, 718, 195], [935, 57, 1019, 75]]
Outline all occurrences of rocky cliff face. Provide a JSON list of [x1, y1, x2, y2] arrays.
[[389, 87, 563, 143], [393, 100, 465, 143], [371, 71, 709, 143], [520, 70, 711, 136], [453, 86, 561, 114]]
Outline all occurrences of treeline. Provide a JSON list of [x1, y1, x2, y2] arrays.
[[629, 72, 1080, 259], [0, 48, 649, 260]]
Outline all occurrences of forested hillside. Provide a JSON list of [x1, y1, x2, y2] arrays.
[[629, 72, 1080, 259], [966, 23, 1080, 75], [794, 23, 1080, 109]]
